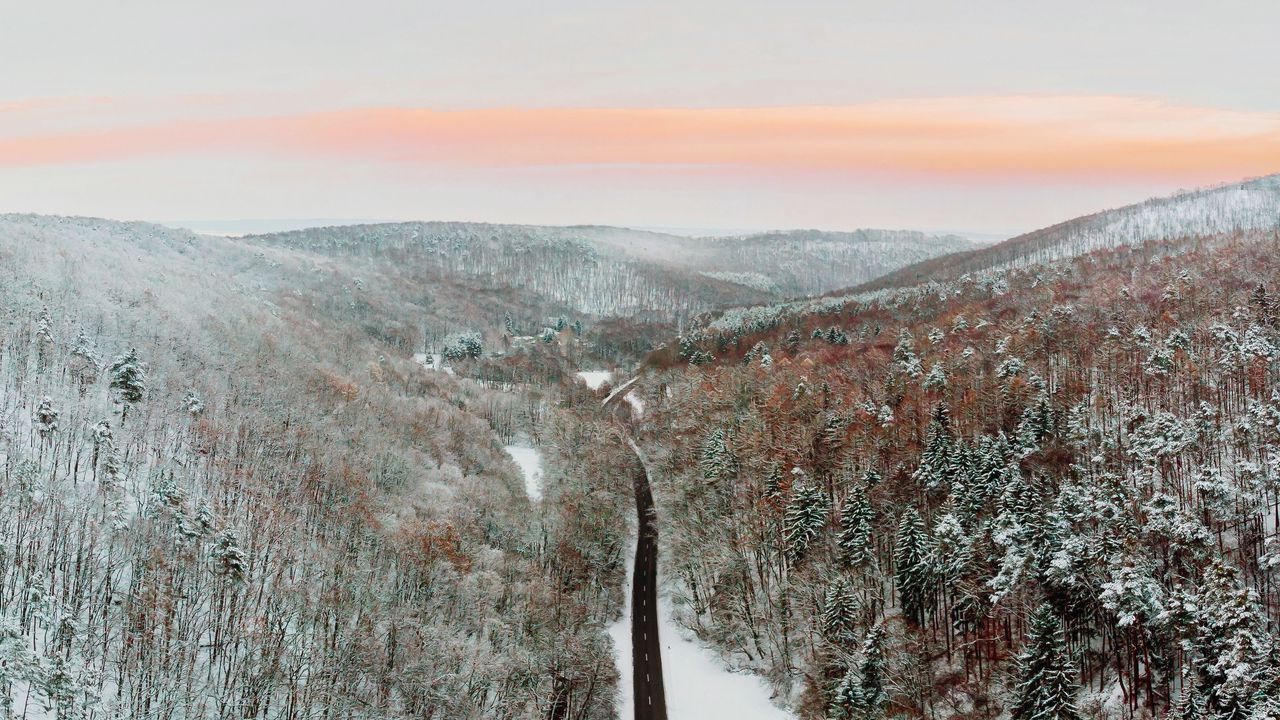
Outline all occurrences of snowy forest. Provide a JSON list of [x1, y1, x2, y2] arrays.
[[652, 175, 1280, 718], [2, 173, 1280, 720]]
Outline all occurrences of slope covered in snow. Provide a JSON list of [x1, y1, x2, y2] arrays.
[[853, 174, 1280, 293]]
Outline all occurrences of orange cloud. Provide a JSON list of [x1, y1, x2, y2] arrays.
[[2, 96, 1278, 183]]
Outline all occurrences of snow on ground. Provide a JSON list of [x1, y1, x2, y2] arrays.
[[503, 445, 544, 501], [624, 392, 645, 418], [602, 376, 639, 406], [413, 352, 455, 375], [607, 534, 637, 720], [658, 597, 794, 720], [577, 370, 614, 390], [614, 439, 792, 719], [609, 549, 794, 720]]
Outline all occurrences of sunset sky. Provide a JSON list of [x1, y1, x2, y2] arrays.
[[2, 1, 1278, 236]]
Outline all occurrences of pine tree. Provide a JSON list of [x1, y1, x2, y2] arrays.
[[699, 428, 736, 484], [1183, 561, 1275, 719], [109, 348, 147, 419], [821, 577, 861, 642], [838, 484, 875, 569], [35, 305, 55, 350], [784, 474, 830, 563], [924, 362, 947, 391], [69, 329, 99, 369], [830, 624, 889, 719], [913, 403, 954, 489], [212, 529, 247, 583], [1010, 603, 1083, 720], [894, 508, 933, 626], [893, 329, 923, 378], [34, 396, 58, 440], [182, 390, 205, 416]]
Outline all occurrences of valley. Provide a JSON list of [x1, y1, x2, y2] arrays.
[[3, 174, 1280, 719]]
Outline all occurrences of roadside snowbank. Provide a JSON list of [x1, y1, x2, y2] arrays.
[[658, 597, 793, 719], [607, 535, 637, 719]]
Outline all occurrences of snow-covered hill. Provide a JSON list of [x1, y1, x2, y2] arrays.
[[854, 174, 1280, 292], [244, 221, 971, 321]]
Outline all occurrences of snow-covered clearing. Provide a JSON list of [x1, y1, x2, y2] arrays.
[[504, 445, 543, 501], [413, 352, 454, 375], [577, 370, 613, 389]]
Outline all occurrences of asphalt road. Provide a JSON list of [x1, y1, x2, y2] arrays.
[[603, 379, 667, 719], [627, 442, 668, 720]]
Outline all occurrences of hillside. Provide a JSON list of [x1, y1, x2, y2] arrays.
[[0, 214, 638, 719], [637, 217, 1280, 717], [245, 222, 971, 322], [849, 174, 1280, 294], [692, 229, 973, 297], [7, 176, 1280, 720]]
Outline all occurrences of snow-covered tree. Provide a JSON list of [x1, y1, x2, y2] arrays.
[[838, 484, 875, 569], [821, 577, 861, 642], [182, 390, 205, 416], [108, 348, 146, 418], [699, 428, 736, 484], [33, 396, 58, 440], [894, 508, 933, 625], [441, 331, 483, 360], [784, 473, 830, 563], [1010, 603, 1083, 720], [893, 329, 923, 378], [212, 529, 248, 583]]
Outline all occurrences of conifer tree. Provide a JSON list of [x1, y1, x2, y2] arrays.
[[1183, 561, 1275, 719], [1010, 603, 1083, 720], [108, 348, 146, 419], [838, 483, 875, 569], [821, 577, 861, 642], [914, 403, 954, 489], [893, 329, 922, 378], [212, 529, 247, 583], [894, 508, 933, 626], [699, 428, 736, 484], [830, 624, 889, 719], [33, 397, 58, 440], [784, 474, 830, 563]]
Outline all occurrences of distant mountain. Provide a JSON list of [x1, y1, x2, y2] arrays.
[[244, 222, 972, 322], [688, 228, 973, 297], [850, 174, 1280, 293]]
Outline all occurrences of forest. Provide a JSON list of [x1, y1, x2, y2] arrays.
[[2, 173, 1280, 719], [654, 223, 1280, 718]]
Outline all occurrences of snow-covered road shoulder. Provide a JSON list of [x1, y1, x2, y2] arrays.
[[658, 597, 793, 719]]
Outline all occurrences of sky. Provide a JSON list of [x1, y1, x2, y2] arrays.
[[2, 1, 1278, 236]]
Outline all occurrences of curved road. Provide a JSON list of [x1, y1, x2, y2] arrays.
[[626, 438, 667, 720], [605, 381, 667, 720]]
